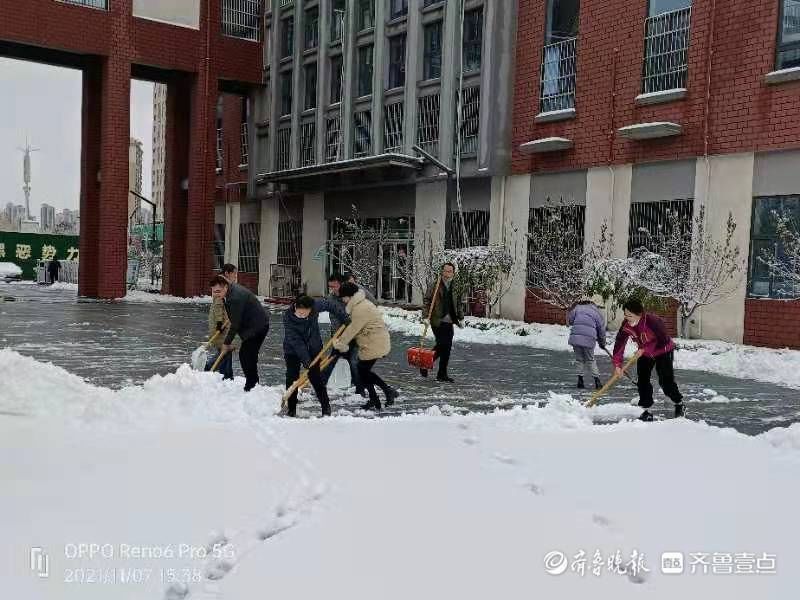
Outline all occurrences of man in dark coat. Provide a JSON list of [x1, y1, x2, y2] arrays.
[[210, 275, 270, 392], [47, 258, 61, 284], [422, 262, 465, 382], [283, 294, 348, 417], [321, 274, 365, 395]]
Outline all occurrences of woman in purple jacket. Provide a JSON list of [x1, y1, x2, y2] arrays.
[[612, 298, 685, 422], [567, 297, 607, 390]]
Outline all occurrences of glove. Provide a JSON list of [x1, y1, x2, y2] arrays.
[[216, 321, 224, 332]]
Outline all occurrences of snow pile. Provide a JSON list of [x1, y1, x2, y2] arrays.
[[381, 306, 800, 390], [121, 289, 213, 304], [0, 261, 22, 279], [758, 423, 800, 452], [685, 389, 759, 404]]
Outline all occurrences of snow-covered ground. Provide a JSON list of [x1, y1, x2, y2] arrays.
[[381, 307, 800, 391], [2, 349, 799, 599]]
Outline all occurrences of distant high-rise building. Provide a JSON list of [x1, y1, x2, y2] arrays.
[[40, 203, 56, 232], [128, 137, 144, 225], [55, 208, 80, 234], [152, 83, 167, 222]]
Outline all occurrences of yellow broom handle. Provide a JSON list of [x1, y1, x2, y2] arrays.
[[585, 350, 642, 408], [210, 349, 228, 372], [282, 324, 347, 408], [420, 277, 442, 349]]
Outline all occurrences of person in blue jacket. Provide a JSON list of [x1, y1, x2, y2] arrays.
[[283, 294, 348, 417], [567, 296, 607, 390]]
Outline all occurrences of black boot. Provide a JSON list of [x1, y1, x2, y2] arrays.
[[320, 399, 332, 417], [384, 387, 399, 406], [577, 376, 585, 389], [420, 368, 428, 378], [594, 377, 602, 390], [674, 402, 685, 418], [638, 410, 654, 422], [361, 399, 381, 411]]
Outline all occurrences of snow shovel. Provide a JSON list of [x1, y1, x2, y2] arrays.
[[407, 277, 442, 370], [209, 348, 229, 373], [585, 350, 642, 408], [280, 325, 346, 413], [601, 347, 638, 385], [191, 328, 224, 371]]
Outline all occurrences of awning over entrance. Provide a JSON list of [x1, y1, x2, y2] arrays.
[[255, 153, 425, 193]]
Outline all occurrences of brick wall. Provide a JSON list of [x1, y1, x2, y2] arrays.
[[512, 0, 800, 176], [238, 272, 259, 293], [744, 299, 800, 349], [524, 290, 569, 325]]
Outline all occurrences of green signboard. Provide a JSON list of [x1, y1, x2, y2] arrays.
[[0, 232, 80, 280]]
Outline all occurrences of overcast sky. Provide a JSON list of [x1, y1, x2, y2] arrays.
[[0, 57, 153, 215]]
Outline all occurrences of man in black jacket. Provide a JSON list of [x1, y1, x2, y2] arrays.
[[283, 294, 348, 417], [210, 275, 270, 391]]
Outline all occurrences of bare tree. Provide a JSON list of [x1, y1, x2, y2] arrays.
[[330, 207, 392, 295], [759, 211, 800, 297], [526, 202, 614, 311]]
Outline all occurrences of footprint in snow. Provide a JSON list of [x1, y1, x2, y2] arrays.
[[592, 514, 613, 528], [492, 452, 517, 466], [462, 436, 479, 446], [525, 482, 544, 496], [205, 558, 235, 581]]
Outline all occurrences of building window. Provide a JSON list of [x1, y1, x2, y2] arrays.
[[301, 121, 316, 166], [778, 0, 800, 69], [304, 63, 317, 110], [358, 44, 374, 97], [353, 109, 373, 157], [215, 118, 223, 171], [60, 0, 108, 9], [383, 101, 404, 153], [304, 7, 319, 49], [330, 55, 344, 103], [388, 34, 407, 89], [627, 198, 694, 255], [238, 223, 260, 273], [240, 97, 249, 166], [527, 205, 585, 288], [326, 114, 344, 162], [455, 85, 480, 156], [331, 0, 345, 42], [280, 71, 293, 116], [417, 93, 440, 157], [423, 21, 443, 80], [221, 0, 262, 42], [281, 16, 294, 58], [463, 8, 483, 72], [277, 127, 292, 170], [358, 0, 374, 31], [213, 223, 226, 270], [390, 0, 408, 19], [749, 195, 800, 298], [540, 0, 579, 113], [447, 210, 490, 249], [642, 0, 692, 94]]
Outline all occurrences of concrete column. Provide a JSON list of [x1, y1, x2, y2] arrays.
[[412, 178, 448, 304], [290, 3, 304, 168], [370, 0, 387, 154], [315, 0, 331, 164], [609, 164, 633, 259], [692, 153, 754, 343], [301, 192, 326, 296], [437, 0, 460, 167], [341, 0, 358, 158], [403, 0, 423, 155], [585, 167, 616, 249], [489, 174, 530, 321], [224, 202, 241, 266], [258, 196, 281, 296]]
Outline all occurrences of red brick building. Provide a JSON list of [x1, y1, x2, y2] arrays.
[[0, 0, 263, 299], [505, 0, 800, 347]]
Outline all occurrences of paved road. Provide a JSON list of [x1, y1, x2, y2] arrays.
[[1, 283, 798, 435]]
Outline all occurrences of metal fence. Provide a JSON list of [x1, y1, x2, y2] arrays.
[[446, 210, 490, 249], [221, 0, 262, 42], [539, 37, 577, 113], [353, 109, 373, 158], [627, 198, 694, 255], [276, 127, 292, 171], [279, 0, 293, 7], [527, 205, 585, 287], [383, 101, 404, 153], [36, 260, 79, 284], [642, 7, 692, 94], [417, 93, 440, 157], [59, 0, 107, 9], [325, 114, 344, 162], [238, 222, 260, 273], [456, 85, 480, 156], [300, 121, 316, 167]]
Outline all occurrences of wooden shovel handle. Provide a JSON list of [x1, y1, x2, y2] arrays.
[[420, 277, 442, 349]]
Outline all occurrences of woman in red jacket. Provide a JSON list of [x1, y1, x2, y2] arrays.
[[612, 298, 685, 422]]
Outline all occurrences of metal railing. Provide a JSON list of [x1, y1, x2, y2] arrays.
[[279, 0, 293, 8], [238, 222, 260, 273], [221, 0, 262, 42], [446, 210, 490, 249], [215, 127, 224, 170], [58, 0, 107, 9], [627, 198, 694, 255], [383, 101, 404, 153], [527, 205, 585, 287], [642, 7, 692, 94], [539, 37, 577, 113], [276, 127, 292, 171], [456, 85, 480, 156], [417, 93, 440, 157], [325, 114, 344, 162], [353, 109, 373, 158], [331, 10, 345, 42], [300, 121, 316, 167], [240, 122, 249, 167]]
